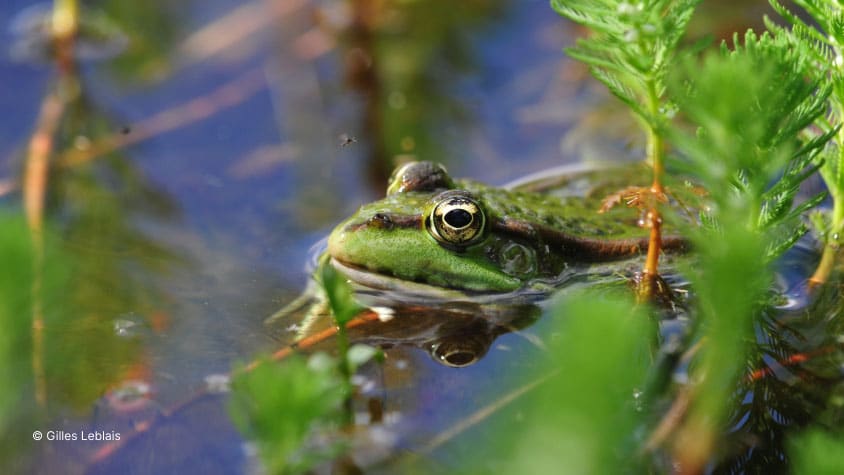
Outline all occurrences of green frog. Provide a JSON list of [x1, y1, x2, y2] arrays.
[[270, 161, 690, 363], [326, 161, 687, 294]]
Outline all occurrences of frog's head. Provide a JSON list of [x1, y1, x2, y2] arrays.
[[327, 162, 533, 292]]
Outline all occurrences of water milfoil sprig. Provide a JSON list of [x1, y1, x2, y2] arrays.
[[551, 0, 698, 126], [551, 0, 700, 297], [666, 31, 830, 260], [664, 31, 829, 472], [723, 31, 830, 259], [767, 0, 844, 285]]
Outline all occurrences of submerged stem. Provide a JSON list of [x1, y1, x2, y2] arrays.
[[22, 0, 80, 408], [24, 87, 67, 407]]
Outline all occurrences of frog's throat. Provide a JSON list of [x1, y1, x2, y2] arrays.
[[341, 212, 689, 261]]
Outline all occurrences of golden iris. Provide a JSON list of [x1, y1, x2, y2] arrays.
[[428, 192, 486, 247]]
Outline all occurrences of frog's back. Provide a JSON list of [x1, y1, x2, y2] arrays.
[[460, 176, 647, 240]]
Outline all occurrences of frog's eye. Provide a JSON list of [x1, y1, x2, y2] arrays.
[[428, 193, 486, 247]]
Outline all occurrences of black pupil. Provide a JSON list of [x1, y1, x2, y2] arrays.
[[444, 208, 472, 228]]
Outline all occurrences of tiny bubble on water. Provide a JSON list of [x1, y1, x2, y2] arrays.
[[204, 374, 231, 393]]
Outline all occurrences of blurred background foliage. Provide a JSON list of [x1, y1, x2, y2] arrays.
[[337, 0, 506, 186], [0, 217, 37, 469], [91, 0, 185, 82]]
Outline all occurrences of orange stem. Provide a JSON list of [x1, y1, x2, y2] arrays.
[[24, 87, 66, 407]]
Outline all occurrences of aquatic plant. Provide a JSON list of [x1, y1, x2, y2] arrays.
[[229, 355, 346, 475], [229, 264, 380, 474], [489, 293, 652, 473], [670, 30, 830, 260], [459, 27, 834, 473], [550, 0, 699, 296], [790, 429, 844, 474], [664, 32, 829, 471], [765, 0, 844, 285]]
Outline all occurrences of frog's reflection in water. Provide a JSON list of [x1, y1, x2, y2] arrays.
[[288, 298, 542, 368]]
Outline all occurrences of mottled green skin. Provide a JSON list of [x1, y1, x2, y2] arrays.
[[475, 179, 646, 239], [328, 164, 662, 293]]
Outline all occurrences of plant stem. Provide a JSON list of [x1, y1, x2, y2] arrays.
[[335, 322, 354, 426], [809, 197, 843, 286], [641, 80, 665, 297], [23, 0, 80, 408], [23, 92, 64, 408], [810, 104, 844, 286]]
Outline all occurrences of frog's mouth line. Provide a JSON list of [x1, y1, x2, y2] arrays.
[[329, 258, 543, 303], [330, 256, 474, 293]]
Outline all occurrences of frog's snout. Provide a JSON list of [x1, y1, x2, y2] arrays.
[[326, 226, 348, 261]]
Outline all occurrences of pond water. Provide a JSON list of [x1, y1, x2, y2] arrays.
[[2, 0, 840, 474]]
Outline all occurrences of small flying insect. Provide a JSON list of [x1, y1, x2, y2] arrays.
[[339, 133, 357, 147]]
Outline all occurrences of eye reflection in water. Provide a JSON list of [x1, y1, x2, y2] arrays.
[[428, 331, 494, 367]]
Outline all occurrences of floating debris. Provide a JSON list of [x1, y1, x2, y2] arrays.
[[113, 319, 137, 338], [371, 306, 395, 322], [105, 380, 153, 413], [113, 313, 147, 338]]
